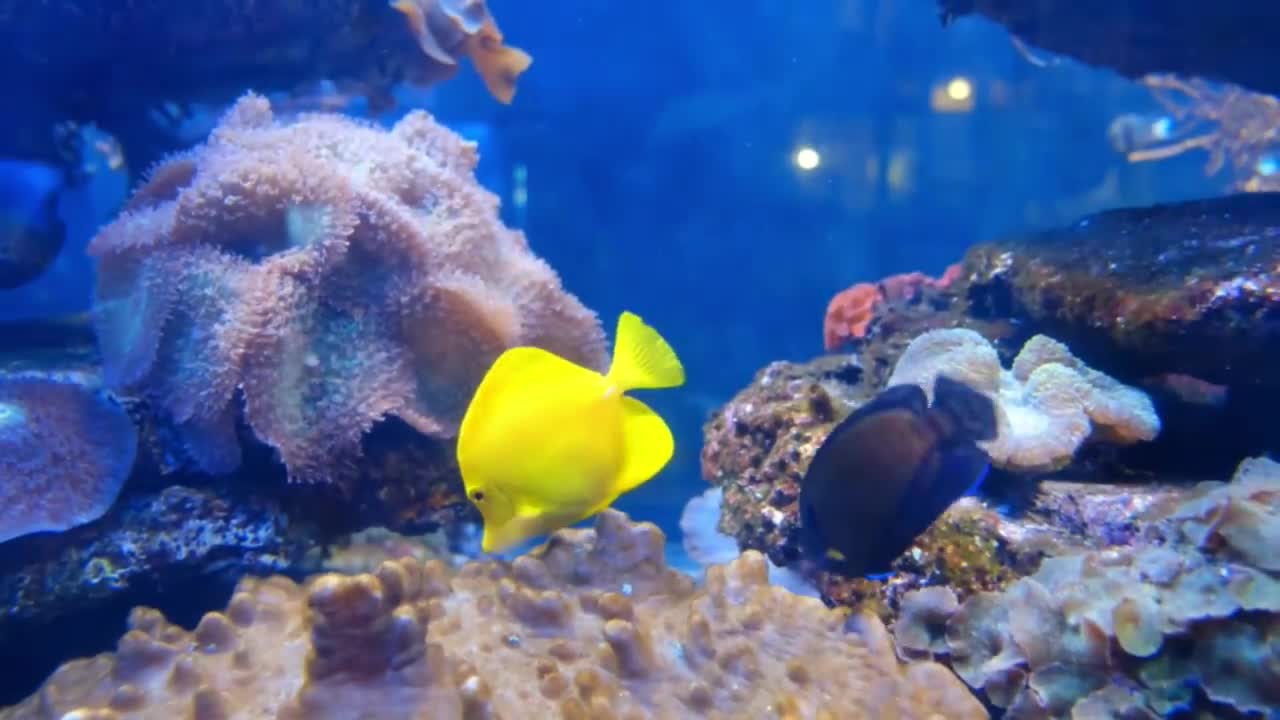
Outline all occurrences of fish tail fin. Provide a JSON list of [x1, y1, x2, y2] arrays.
[[605, 311, 685, 392], [933, 374, 997, 441], [615, 396, 675, 494], [471, 42, 532, 104]]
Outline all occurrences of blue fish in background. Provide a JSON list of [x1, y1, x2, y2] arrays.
[[797, 374, 997, 578], [0, 159, 66, 290]]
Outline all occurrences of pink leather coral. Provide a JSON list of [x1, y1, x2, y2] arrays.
[[89, 94, 607, 482]]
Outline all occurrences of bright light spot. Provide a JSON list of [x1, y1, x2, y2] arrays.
[[794, 146, 821, 171], [1152, 116, 1173, 140], [1258, 156, 1279, 176], [931, 77, 976, 113], [0, 401, 25, 427], [945, 77, 973, 102]]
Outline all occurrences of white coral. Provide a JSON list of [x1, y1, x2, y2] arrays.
[[886, 328, 1160, 473]]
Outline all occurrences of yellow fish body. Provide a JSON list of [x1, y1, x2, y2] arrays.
[[457, 311, 685, 553], [389, 0, 533, 104]]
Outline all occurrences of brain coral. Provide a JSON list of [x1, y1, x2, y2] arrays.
[[887, 328, 1160, 472], [88, 93, 608, 482], [0, 374, 137, 543], [4, 509, 988, 720]]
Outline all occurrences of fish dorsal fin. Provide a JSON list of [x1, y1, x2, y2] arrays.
[[614, 396, 675, 495], [605, 311, 685, 393], [458, 346, 584, 461]]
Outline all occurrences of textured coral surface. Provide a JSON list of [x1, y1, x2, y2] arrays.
[[700, 344, 1196, 615], [963, 192, 1280, 389], [822, 265, 963, 351], [0, 374, 137, 544], [2, 510, 987, 720], [89, 93, 607, 482], [887, 329, 1160, 473], [895, 456, 1280, 718]]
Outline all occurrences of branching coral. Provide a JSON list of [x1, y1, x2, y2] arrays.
[[4, 509, 988, 719], [1119, 74, 1280, 192], [886, 328, 1160, 472], [893, 456, 1280, 718], [0, 374, 137, 544], [89, 93, 608, 482]]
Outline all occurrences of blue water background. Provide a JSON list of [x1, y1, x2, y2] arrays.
[[0, 0, 1223, 534]]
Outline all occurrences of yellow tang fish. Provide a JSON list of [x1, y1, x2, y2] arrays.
[[457, 311, 685, 553], [389, 0, 533, 104]]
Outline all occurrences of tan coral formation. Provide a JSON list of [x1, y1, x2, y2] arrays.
[[891, 456, 1280, 718], [4, 510, 987, 720], [887, 328, 1160, 472]]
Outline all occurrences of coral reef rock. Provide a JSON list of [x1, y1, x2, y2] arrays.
[[2, 510, 988, 720], [887, 328, 1160, 473], [89, 92, 607, 483], [963, 192, 1280, 391], [0, 315, 471, 638], [700, 345, 1198, 615], [895, 456, 1280, 718], [0, 484, 304, 629], [936, 0, 1280, 98], [700, 355, 870, 564]]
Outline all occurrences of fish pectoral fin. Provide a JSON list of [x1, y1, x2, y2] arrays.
[[615, 396, 675, 494], [469, 41, 532, 104], [604, 311, 685, 392]]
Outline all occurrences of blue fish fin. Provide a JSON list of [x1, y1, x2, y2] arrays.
[[961, 463, 991, 498]]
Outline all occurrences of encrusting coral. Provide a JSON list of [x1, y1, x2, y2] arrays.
[[88, 93, 607, 482], [892, 456, 1280, 718], [0, 373, 137, 544], [887, 328, 1160, 473], [822, 264, 963, 351], [3, 509, 988, 720]]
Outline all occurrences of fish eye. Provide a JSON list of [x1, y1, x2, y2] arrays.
[[471, 491, 485, 502]]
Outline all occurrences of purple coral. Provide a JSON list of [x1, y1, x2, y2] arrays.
[[0, 375, 138, 543], [89, 94, 607, 482]]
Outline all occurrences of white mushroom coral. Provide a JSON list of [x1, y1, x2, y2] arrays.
[[886, 328, 1160, 473]]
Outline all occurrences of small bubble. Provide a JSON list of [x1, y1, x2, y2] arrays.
[[505, 634, 522, 648]]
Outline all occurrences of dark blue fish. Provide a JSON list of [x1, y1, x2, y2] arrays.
[[0, 159, 66, 289], [797, 374, 997, 578]]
